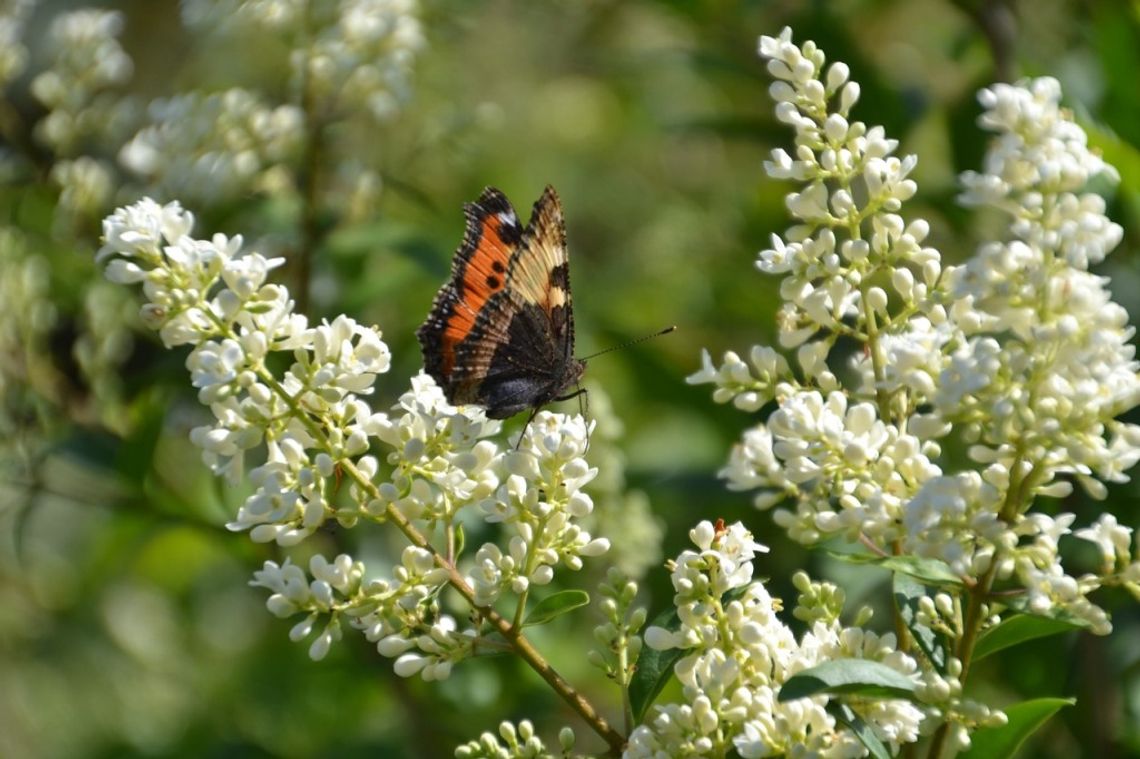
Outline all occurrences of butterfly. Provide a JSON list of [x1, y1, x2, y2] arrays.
[[417, 185, 585, 420]]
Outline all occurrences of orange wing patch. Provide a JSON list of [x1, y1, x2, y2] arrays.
[[440, 215, 516, 372]]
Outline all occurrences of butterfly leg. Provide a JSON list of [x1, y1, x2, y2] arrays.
[[554, 386, 587, 405], [515, 405, 543, 451]]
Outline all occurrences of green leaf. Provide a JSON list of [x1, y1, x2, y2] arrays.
[[892, 572, 948, 673], [826, 551, 963, 587], [1000, 595, 1096, 629], [522, 590, 590, 628], [974, 614, 1086, 661], [453, 523, 466, 561], [958, 698, 1075, 759], [778, 659, 918, 702], [629, 606, 685, 722], [828, 702, 891, 759]]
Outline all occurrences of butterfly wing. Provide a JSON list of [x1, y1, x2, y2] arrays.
[[418, 186, 584, 418]]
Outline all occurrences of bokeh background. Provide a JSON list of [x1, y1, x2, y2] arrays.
[[2, 0, 1139, 756]]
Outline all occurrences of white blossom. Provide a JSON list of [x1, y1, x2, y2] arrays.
[[98, 197, 618, 678], [1075, 514, 1134, 573], [0, 0, 33, 89], [629, 521, 927, 758], [686, 29, 1135, 755], [182, 0, 423, 123], [467, 412, 608, 606], [30, 8, 135, 156], [120, 89, 303, 204]]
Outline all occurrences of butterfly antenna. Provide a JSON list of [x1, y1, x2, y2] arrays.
[[578, 325, 676, 362]]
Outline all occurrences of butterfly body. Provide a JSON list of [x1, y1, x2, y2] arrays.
[[418, 186, 584, 419]]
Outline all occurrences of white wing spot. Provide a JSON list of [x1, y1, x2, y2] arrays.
[[497, 210, 517, 228]]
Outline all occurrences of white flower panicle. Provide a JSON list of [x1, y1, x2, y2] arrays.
[[627, 521, 958, 758], [691, 28, 1140, 638], [31, 8, 135, 156], [686, 345, 792, 412], [0, 0, 34, 90], [183, 0, 423, 123], [250, 549, 453, 663], [98, 198, 389, 546], [132, 0, 421, 205], [370, 373, 502, 525], [307, 0, 424, 122], [120, 90, 304, 204], [469, 411, 609, 606], [97, 198, 612, 676]]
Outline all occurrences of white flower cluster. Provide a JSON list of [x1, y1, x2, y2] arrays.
[[98, 198, 388, 544], [307, 0, 425, 122], [120, 90, 304, 205], [126, 0, 421, 208], [627, 521, 945, 758], [690, 28, 1140, 634], [184, 0, 423, 123], [0, 0, 34, 90], [370, 372, 501, 524], [250, 550, 454, 664], [30, 8, 134, 156], [946, 78, 1137, 496], [97, 198, 612, 677], [455, 720, 574, 759], [469, 412, 610, 606]]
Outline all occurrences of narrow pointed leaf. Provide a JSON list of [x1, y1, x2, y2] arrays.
[[1001, 595, 1096, 629], [826, 551, 963, 587], [893, 572, 947, 673], [523, 590, 590, 627], [828, 702, 891, 759], [974, 614, 1085, 661], [958, 698, 1074, 759], [629, 606, 684, 722], [453, 523, 466, 560], [778, 659, 918, 702]]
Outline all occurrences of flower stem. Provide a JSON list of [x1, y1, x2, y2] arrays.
[[927, 450, 1030, 759], [379, 497, 626, 753], [924, 560, 998, 759]]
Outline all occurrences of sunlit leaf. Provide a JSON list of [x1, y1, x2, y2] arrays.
[[974, 614, 1086, 661], [826, 551, 963, 586], [778, 659, 918, 702], [523, 590, 590, 628], [958, 698, 1074, 759], [828, 702, 891, 759], [630, 606, 684, 722], [893, 572, 947, 673]]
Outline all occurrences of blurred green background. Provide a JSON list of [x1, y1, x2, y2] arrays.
[[3, 0, 1140, 756]]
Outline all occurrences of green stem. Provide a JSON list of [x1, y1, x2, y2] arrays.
[[926, 449, 1031, 759], [512, 585, 530, 631], [924, 560, 998, 759], [618, 633, 634, 735]]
